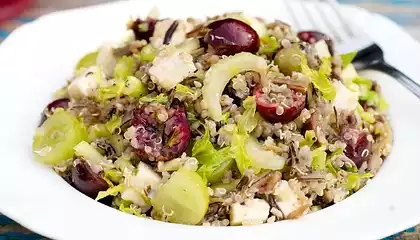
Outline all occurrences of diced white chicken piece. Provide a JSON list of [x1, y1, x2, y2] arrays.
[[121, 187, 148, 207], [273, 180, 300, 217], [127, 162, 161, 192], [333, 81, 359, 111], [96, 44, 117, 78], [149, 48, 196, 90], [68, 66, 104, 99], [314, 40, 331, 58], [230, 199, 270, 226], [150, 19, 193, 48]]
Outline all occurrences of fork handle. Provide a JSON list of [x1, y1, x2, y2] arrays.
[[369, 61, 420, 99]]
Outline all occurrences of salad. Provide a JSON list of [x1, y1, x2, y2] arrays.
[[32, 9, 392, 226]]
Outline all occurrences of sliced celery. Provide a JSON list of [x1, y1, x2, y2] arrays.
[[75, 51, 98, 71], [105, 115, 122, 134], [74, 141, 105, 165], [245, 136, 285, 172], [237, 96, 258, 133], [151, 168, 209, 224], [312, 146, 327, 170], [114, 56, 135, 80], [300, 130, 317, 147], [33, 110, 87, 165], [88, 124, 111, 142], [202, 52, 267, 121], [139, 44, 157, 62], [123, 76, 148, 98], [109, 134, 124, 156]]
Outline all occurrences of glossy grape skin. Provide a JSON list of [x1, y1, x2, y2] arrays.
[[71, 160, 108, 199], [255, 89, 306, 123], [131, 105, 191, 161], [130, 18, 157, 41], [203, 18, 260, 56], [47, 98, 70, 111], [340, 127, 372, 167], [297, 31, 334, 56]]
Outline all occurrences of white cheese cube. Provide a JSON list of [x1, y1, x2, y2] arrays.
[[333, 81, 359, 111], [149, 49, 196, 90], [274, 180, 300, 217], [68, 67, 103, 99], [96, 44, 117, 78], [341, 63, 358, 81], [230, 199, 270, 226], [314, 40, 331, 58], [127, 162, 161, 192], [150, 19, 193, 48], [121, 187, 148, 207]]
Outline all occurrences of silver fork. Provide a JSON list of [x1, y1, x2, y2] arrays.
[[285, 0, 420, 98]]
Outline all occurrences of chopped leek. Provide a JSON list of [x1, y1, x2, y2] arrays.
[[139, 94, 168, 104], [96, 184, 125, 201], [238, 96, 258, 133], [97, 80, 125, 101], [221, 112, 231, 124], [302, 57, 336, 101], [260, 35, 279, 53], [231, 131, 253, 175], [356, 103, 375, 124], [119, 200, 142, 217], [196, 148, 235, 183], [340, 52, 357, 69], [192, 126, 215, 164], [300, 130, 317, 147], [346, 173, 374, 190], [104, 169, 123, 183], [175, 84, 195, 95], [312, 145, 327, 170]]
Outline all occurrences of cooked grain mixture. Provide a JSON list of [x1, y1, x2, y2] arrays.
[[32, 9, 392, 226]]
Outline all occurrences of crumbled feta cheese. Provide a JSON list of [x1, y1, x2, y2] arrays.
[[150, 19, 193, 48], [273, 180, 300, 217], [96, 44, 117, 78], [314, 40, 331, 58], [68, 66, 104, 99], [149, 48, 196, 90], [121, 187, 147, 207], [341, 63, 358, 80], [127, 162, 161, 191], [333, 81, 359, 111], [230, 199, 270, 226]]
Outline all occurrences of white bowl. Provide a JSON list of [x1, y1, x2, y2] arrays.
[[0, 1, 420, 239]]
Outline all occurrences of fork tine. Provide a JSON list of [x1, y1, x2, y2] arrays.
[[322, 0, 354, 38], [284, 0, 302, 30], [314, 0, 344, 43], [299, 0, 316, 30]]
